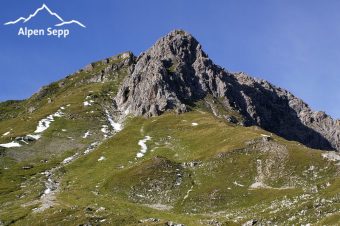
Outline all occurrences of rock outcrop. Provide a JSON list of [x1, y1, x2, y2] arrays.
[[82, 52, 135, 83], [115, 30, 340, 151]]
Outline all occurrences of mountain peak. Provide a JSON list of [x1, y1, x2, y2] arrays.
[[158, 29, 196, 42], [166, 29, 193, 37], [115, 30, 213, 117], [114, 30, 340, 151], [146, 29, 204, 64]]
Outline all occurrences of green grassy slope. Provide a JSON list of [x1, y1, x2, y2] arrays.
[[0, 52, 339, 225], [1, 110, 338, 225], [0, 53, 132, 225]]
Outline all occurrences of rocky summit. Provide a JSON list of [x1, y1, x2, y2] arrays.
[[115, 30, 340, 151], [0, 30, 339, 225]]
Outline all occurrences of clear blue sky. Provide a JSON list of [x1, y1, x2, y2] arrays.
[[1, 0, 340, 119]]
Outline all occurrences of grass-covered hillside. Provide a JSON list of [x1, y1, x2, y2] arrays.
[[1, 109, 340, 225], [0, 52, 339, 226]]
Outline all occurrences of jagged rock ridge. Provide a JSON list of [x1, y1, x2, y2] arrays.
[[114, 30, 340, 151]]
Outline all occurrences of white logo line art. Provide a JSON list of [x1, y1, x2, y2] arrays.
[[4, 3, 86, 28]]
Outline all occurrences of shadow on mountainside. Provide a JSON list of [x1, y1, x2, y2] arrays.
[[221, 73, 334, 151]]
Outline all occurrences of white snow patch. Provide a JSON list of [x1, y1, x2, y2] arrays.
[[84, 142, 99, 155], [53, 111, 64, 118], [98, 156, 106, 162], [62, 156, 75, 164], [83, 131, 91, 138], [101, 125, 109, 137], [44, 188, 51, 195], [136, 153, 144, 158], [322, 152, 340, 162], [0, 142, 21, 148], [250, 182, 271, 189], [83, 101, 91, 106], [2, 131, 11, 136], [17, 137, 28, 144], [233, 181, 244, 187], [35, 118, 53, 133], [105, 110, 122, 132], [34, 108, 64, 133], [191, 122, 198, 126], [26, 134, 41, 140], [62, 129, 67, 132], [136, 136, 152, 158]]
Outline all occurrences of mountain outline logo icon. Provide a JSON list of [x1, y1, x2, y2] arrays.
[[4, 3, 86, 28]]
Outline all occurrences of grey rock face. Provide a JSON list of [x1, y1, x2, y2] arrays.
[[115, 29, 340, 151], [115, 30, 205, 116], [85, 52, 135, 83]]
